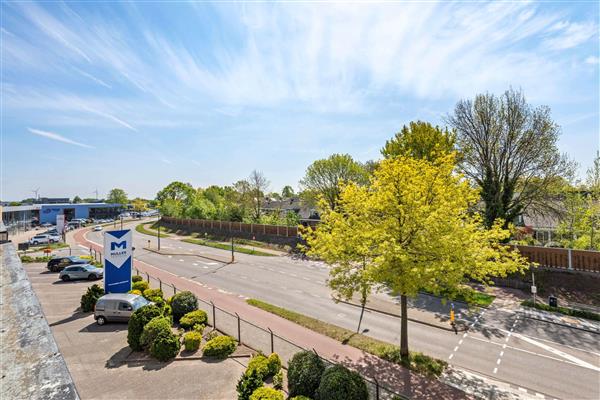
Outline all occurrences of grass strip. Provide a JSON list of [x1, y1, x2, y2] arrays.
[[421, 286, 496, 308], [136, 222, 171, 238], [20, 255, 53, 263], [246, 298, 446, 377], [521, 299, 600, 321], [182, 238, 275, 256]]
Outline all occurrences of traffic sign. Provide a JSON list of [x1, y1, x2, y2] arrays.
[[104, 229, 132, 293]]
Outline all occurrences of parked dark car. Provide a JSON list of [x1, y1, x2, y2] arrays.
[[47, 256, 88, 272]]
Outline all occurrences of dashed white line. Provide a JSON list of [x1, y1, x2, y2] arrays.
[[493, 367, 498, 374], [448, 354, 454, 360]]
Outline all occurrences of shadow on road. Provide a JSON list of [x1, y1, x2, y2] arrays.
[[49, 310, 91, 327]]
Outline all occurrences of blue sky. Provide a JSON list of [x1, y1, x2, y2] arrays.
[[1, 1, 598, 201]]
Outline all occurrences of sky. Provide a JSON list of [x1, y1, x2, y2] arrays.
[[1, 1, 599, 201]]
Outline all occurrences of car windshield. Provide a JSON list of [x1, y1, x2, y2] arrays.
[[131, 296, 150, 310]]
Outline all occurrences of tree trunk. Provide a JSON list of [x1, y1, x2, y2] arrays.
[[400, 294, 409, 361], [357, 288, 367, 333]]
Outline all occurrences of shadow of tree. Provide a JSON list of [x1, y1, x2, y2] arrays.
[[49, 310, 91, 327], [330, 352, 471, 399]]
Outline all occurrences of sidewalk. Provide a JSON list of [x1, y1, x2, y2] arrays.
[[73, 228, 471, 400], [518, 307, 600, 333]]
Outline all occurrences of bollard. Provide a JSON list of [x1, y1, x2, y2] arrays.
[[235, 312, 241, 345], [268, 328, 274, 354], [159, 279, 162, 291], [146, 273, 150, 283], [173, 285, 176, 295]]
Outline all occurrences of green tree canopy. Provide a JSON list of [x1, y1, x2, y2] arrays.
[[72, 196, 82, 203], [381, 121, 455, 161], [304, 154, 528, 359], [448, 88, 574, 228], [281, 185, 295, 198], [107, 188, 128, 205], [156, 182, 195, 205], [299, 154, 369, 210]]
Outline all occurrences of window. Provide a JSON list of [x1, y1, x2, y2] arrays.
[[118, 302, 132, 311]]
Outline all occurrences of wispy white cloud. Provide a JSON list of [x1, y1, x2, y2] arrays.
[[544, 21, 597, 50], [28, 128, 94, 148], [72, 67, 112, 89], [585, 56, 599, 65], [161, 158, 172, 165]]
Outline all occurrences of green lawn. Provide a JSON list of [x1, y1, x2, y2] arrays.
[[182, 238, 275, 256], [135, 222, 171, 238], [246, 298, 446, 377]]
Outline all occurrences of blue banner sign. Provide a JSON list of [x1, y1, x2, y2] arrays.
[[103, 229, 132, 293]]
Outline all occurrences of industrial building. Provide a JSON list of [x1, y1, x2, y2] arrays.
[[2, 203, 123, 225]]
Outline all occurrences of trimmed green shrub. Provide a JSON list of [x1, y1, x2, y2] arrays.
[[202, 335, 236, 358], [80, 284, 104, 312], [132, 275, 143, 282], [128, 289, 142, 295], [289, 397, 311, 400], [140, 316, 172, 349], [316, 365, 368, 400], [193, 323, 204, 334], [127, 304, 162, 351], [205, 329, 219, 341], [143, 288, 164, 300], [267, 353, 282, 376], [179, 310, 208, 329], [166, 296, 173, 305], [20, 255, 52, 263], [246, 354, 270, 380], [273, 370, 283, 389], [287, 351, 325, 398], [171, 291, 198, 322], [522, 299, 600, 321], [249, 386, 284, 400], [150, 330, 180, 361], [132, 281, 149, 292], [183, 331, 202, 352], [236, 369, 263, 400]]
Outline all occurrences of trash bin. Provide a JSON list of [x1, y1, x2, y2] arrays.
[[18, 242, 29, 251], [548, 295, 558, 308]]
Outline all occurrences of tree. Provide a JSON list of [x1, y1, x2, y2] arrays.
[[72, 195, 82, 204], [248, 170, 269, 222], [448, 88, 574, 228], [282, 185, 295, 198], [131, 198, 148, 212], [299, 154, 369, 210], [304, 154, 528, 360], [381, 121, 455, 161], [107, 188, 128, 205], [156, 182, 195, 205]]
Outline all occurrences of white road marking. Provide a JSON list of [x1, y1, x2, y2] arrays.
[[448, 354, 454, 360], [463, 333, 468, 338], [493, 367, 498, 374], [454, 346, 459, 352], [168, 255, 172, 258], [513, 332, 600, 372], [290, 273, 297, 277], [337, 313, 346, 318], [192, 263, 198, 266], [303, 277, 311, 281], [203, 266, 209, 269], [518, 387, 527, 393], [458, 340, 463, 345], [178, 259, 184, 262], [496, 358, 501, 365]]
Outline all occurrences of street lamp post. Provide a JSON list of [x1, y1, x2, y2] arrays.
[[157, 224, 161, 251]]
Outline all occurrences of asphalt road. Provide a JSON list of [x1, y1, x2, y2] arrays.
[[84, 223, 600, 400]]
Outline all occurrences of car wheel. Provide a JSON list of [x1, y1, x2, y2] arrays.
[[96, 316, 106, 326], [33, 241, 39, 245], [88, 274, 97, 281], [61, 275, 70, 281]]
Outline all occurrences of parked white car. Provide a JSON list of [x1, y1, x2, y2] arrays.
[[93, 225, 103, 231], [29, 234, 59, 245]]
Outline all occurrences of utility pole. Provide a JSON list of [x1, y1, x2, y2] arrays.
[[157, 224, 161, 251], [231, 236, 234, 263]]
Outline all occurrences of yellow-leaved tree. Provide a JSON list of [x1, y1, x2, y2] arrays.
[[303, 154, 529, 360]]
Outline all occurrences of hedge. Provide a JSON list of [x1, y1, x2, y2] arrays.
[[171, 291, 199, 323], [150, 330, 180, 361], [80, 284, 104, 312], [246, 354, 271, 380], [179, 310, 208, 330], [287, 351, 325, 398], [132, 281, 149, 292], [127, 304, 163, 351], [249, 387, 284, 400], [202, 335, 236, 358], [315, 365, 368, 400], [184, 331, 202, 352], [521, 300, 600, 321], [140, 317, 172, 349]]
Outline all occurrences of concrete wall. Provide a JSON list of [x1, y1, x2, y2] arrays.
[[1, 243, 79, 400]]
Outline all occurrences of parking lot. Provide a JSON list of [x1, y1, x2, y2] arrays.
[[24, 262, 245, 400]]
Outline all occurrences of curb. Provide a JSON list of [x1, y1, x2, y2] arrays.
[[519, 312, 600, 334], [332, 296, 468, 332]]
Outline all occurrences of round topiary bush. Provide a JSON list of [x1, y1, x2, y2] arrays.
[[127, 304, 162, 351], [179, 310, 208, 330], [287, 351, 325, 398], [80, 284, 104, 312], [171, 291, 198, 322], [183, 331, 202, 352], [249, 386, 284, 400], [202, 335, 236, 358], [140, 316, 172, 349], [246, 354, 270, 380], [150, 330, 180, 361], [267, 353, 282, 376], [132, 275, 143, 283], [143, 288, 163, 301], [315, 365, 368, 400], [132, 281, 149, 292]]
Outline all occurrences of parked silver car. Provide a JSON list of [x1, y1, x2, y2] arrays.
[[94, 294, 151, 325], [59, 264, 103, 281]]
